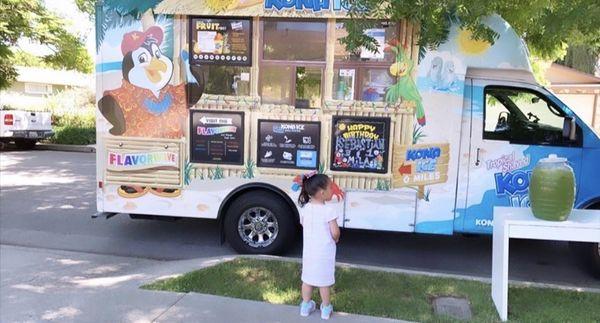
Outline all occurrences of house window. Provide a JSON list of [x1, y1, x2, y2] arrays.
[[24, 83, 52, 95], [260, 19, 326, 108], [332, 21, 398, 102]]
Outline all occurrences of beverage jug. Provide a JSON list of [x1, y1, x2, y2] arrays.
[[529, 154, 576, 221]]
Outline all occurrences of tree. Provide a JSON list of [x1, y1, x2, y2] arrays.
[[0, 0, 93, 89], [342, 0, 600, 64], [557, 44, 600, 75]]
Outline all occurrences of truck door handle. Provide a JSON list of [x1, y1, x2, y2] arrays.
[[475, 148, 481, 166]]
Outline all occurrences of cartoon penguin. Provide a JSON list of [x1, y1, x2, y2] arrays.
[[99, 26, 204, 139], [98, 26, 204, 198]]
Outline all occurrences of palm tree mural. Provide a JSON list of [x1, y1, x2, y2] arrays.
[[96, 1, 173, 59], [96, 0, 164, 51], [103, 0, 162, 18]]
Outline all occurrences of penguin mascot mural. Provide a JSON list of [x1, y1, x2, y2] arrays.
[[98, 26, 204, 198]]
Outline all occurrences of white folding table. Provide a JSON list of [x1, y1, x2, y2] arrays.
[[492, 207, 600, 321]]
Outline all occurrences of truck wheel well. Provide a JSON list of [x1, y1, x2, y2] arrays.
[[581, 200, 600, 210], [217, 183, 300, 237], [587, 202, 600, 210]]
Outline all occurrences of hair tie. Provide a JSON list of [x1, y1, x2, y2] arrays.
[[302, 170, 318, 181]]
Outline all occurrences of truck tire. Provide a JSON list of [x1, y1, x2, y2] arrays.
[[224, 191, 297, 255], [15, 139, 36, 150]]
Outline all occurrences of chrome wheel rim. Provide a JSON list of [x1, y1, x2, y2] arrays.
[[238, 207, 279, 248]]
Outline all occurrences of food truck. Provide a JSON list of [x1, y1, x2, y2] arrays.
[[95, 0, 600, 273]]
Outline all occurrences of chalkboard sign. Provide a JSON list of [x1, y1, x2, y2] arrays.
[[330, 116, 390, 173], [189, 17, 252, 66], [257, 120, 321, 170], [190, 111, 244, 165]]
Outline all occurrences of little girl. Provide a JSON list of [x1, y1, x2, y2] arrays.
[[298, 172, 341, 320]]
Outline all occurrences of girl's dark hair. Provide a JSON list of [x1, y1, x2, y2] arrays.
[[298, 173, 330, 207]]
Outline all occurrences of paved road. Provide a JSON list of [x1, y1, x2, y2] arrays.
[[1, 150, 598, 288]]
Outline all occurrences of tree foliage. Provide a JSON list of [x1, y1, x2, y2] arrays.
[[343, 0, 600, 62], [0, 0, 93, 89], [74, 0, 95, 18], [557, 44, 600, 75]]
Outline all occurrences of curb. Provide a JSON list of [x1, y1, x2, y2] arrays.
[[4, 244, 599, 295], [35, 143, 96, 153]]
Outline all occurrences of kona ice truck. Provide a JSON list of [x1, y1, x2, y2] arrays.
[[95, 0, 600, 273]]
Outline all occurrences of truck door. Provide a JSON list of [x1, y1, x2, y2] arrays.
[[457, 78, 583, 233]]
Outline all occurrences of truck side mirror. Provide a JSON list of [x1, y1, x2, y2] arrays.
[[562, 117, 577, 141]]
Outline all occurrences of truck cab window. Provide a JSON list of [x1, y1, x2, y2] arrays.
[[484, 87, 581, 147]]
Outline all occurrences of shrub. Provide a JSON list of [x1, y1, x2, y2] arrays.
[[45, 107, 96, 145], [50, 126, 96, 145], [52, 110, 95, 128]]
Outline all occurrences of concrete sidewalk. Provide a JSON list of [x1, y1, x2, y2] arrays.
[[0, 245, 407, 323]]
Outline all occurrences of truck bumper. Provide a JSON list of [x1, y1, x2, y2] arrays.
[[5, 130, 54, 140]]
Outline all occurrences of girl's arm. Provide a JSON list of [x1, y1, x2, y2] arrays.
[[329, 220, 340, 243]]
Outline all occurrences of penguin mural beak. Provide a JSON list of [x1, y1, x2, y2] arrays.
[[145, 58, 167, 83]]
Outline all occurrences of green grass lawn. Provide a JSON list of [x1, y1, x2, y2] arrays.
[[143, 258, 600, 323]]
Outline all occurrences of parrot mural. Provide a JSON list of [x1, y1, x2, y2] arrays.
[[385, 41, 426, 126]]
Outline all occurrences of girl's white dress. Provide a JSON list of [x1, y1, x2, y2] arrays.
[[300, 202, 340, 287]]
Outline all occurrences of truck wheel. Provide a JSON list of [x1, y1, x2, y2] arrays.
[[224, 191, 297, 255], [15, 139, 36, 150]]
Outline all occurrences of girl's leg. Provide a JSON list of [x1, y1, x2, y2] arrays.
[[319, 286, 331, 306], [302, 283, 314, 302]]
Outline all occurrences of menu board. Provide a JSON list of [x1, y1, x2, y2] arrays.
[[189, 17, 252, 66], [257, 120, 321, 170], [330, 116, 390, 173], [190, 111, 244, 165]]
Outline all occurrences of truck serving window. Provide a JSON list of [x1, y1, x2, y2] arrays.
[[259, 19, 326, 109], [483, 86, 582, 147], [333, 21, 398, 102]]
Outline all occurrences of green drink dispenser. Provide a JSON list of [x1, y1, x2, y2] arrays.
[[529, 154, 576, 221]]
